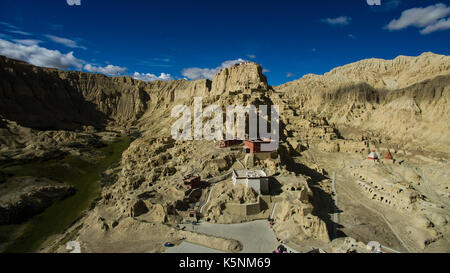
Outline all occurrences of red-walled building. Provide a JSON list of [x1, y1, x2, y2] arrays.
[[384, 149, 393, 160], [183, 174, 201, 189], [383, 149, 394, 164], [244, 139, 274, 153], [218, 140, 242, 148]]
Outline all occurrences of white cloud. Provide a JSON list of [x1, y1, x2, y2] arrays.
[[1, 22, 31, 36], [348, 34, 356, 39], [386, 3, 450, 34], [0, 38, 172, 80], [286, 72, 294, 78], [262, 68, 270, 73], [84, 64, 127, 76], [45, 34, 87, 50], [8, 30, 31, 36], [321, 16, 351, 26], [132, 72, 173, 82], [0, 38, 83, 69], [12, 39, 42, 46], [0, 22, 20, 29], [182, 58, 246, 80], [220, 58, 246, 69], [420, 17, 450, 34], [247, 54, 256, 59], [151, 58, 170, 62], [181, 67, 217, 80], [139, 59, 172, 67]]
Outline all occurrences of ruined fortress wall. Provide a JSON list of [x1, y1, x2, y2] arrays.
[[246, 202, 262, 215], [357, 180, 419, 211], [226, 199, 261, 216], [226, 203, 246, 216], [317, 140, 368, 153]]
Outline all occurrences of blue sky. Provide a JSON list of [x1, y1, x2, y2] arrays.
[[0, 0, 449, 85]]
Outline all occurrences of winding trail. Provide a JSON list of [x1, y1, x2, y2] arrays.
[[199, 188, 213, 214], [237, 159, 246, 169], [199, 171, 232, 213]]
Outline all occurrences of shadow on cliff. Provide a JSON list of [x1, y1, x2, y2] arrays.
[[0, 119, 6, 129], [281, 151, 346, 239], [0, 56, 130, 131], [278, 121, 346, 240], [0, 93, 110, 131]]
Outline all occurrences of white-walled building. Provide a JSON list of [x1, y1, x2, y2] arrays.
[[368, 151, 379, 161], [232, 169, 269, 195]]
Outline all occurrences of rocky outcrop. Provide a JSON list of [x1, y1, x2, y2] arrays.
[[323, 237, 369, 253], [0, 176, 75, 224], [201, 182, 261, 223], [0, 117, 121, 166], [178, 230, 243, 253], [211, 62, 268, 95], [272, 179, 330, 243]]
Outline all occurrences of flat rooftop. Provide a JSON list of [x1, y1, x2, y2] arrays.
[[244, 139, 272, 143], [233, 169, 267, 178]]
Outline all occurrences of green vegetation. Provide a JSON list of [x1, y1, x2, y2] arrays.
[[0, 137, 131, 253], [0, 171, 8, 184], [0, 225, 23, 245]]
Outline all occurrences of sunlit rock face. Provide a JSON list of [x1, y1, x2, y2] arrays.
[[211, 62, 269, 95]]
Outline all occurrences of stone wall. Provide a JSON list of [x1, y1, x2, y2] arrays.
[[226, 197, 262, 216]]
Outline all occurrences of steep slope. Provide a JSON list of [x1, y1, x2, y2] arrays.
[[0, 56, 212, 131], [0, 56, 142, 130], [275, 52, 450, 154]]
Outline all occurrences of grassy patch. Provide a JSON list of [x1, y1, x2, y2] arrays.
[[0, 137, 131, 253], [0, 171, 9, 184]]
